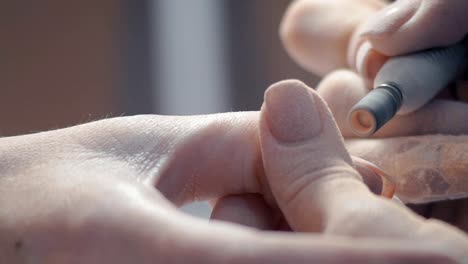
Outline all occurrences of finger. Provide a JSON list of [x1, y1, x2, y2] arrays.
[[347, 135, 468, 204], [352, 156, 396, 198], [259, 79, 384, 232], [16, 177, 456, 263], [172, 212, 457, 264], [317, 70, 468, 138], [9, 112, 267, 208], [147, 113, 264, 206], [210, 194, 281, 230], [259, 80, 442, 240], [255, 79, 468, 261], [280, 0, 386, 76], [360, 0, 468, 56], [55, 113, 266, 207]]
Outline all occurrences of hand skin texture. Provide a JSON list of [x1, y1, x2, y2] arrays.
[[280, 0, 468, 230], [1, 1, 468, 263], [0, 80, 466, 263]]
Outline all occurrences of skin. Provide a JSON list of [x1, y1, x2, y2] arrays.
[[280, 0, 468, 203], [0, 81, 464, 263], [348, 135, 468, 203], [279, 0, 468, 245], [1, 0, 468, 263]]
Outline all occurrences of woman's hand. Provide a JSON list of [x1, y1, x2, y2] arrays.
[[281, 0, 468, 80], [258, 81, 468, 263], [280, 0, 468, 210], [0, 79, 466, 263]]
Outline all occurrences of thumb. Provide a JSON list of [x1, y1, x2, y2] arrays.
[[259, 80, 374, 232], [359, 0, 468, 56], [258, 81, 468, 262]]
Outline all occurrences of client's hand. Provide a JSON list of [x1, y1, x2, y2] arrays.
[[0, 80, 463, 263], [257, 80, 468, 263]]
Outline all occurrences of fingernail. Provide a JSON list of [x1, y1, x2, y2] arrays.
[[355, 42, 372, 78], [355, 41, 388, 82], [357, 165, 383, 195], [352, 156, 383, 195], [360, 0, 419, 37], [264, 80, 322, 143], [351, 156, 397, 199]]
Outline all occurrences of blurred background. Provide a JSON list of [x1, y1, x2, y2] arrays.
[[1, 0, 318, 217]]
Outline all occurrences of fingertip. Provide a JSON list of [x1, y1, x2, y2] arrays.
[[260, 80, 369, 232], [279, 0, 302, 44], [359, 0, 419, 38], [280, 0, 338, 75], [280, 0, 371, 75], [316, 70, 368, 137], [357, 0, 421, 56], [263, 79, 349, 144], [352, 156, 383, 195], [263, 80, 322, 143], [317, 70, 367, 96], [264, 80, 310, 102]]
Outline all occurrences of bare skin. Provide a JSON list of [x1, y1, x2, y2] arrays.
[[348, 135, 468, 203], [1, 0, 468, 263], [279, 0, 468, 237], [0, 80, 465, 263], [317, 70, 468, 204]]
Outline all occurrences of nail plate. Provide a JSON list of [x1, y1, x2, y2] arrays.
[[264, 81, 322, 143]]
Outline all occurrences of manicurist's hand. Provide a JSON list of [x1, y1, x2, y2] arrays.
[[280, 0, 468, 215], [257, 80, 468, 263], [0, 79, 465, 263]]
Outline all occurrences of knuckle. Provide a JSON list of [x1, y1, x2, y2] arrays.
[[280, 158, 359, 207]]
